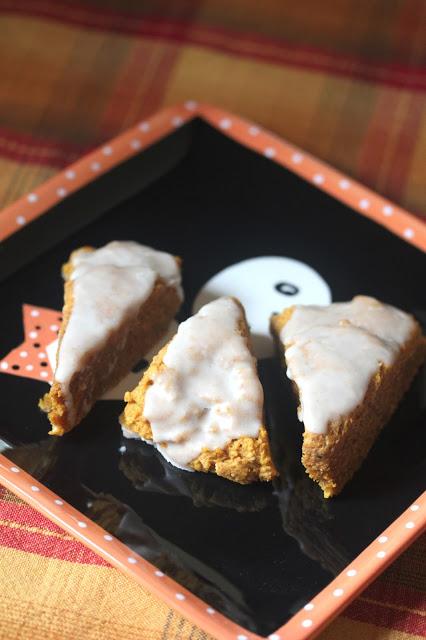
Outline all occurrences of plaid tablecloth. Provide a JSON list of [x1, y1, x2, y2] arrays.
[[0, 2, 425, 639]]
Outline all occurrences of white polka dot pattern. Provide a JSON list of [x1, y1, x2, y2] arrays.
[[292, 152, 303, 164], [172, 116, 183, 127], [1, 103, 422, 249], [264, 147, 276, 158]]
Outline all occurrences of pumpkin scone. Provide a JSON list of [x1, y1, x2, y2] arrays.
[[40, 241, 182, 435], [121, 297, 277, 484], [271, 296, 425, 498]]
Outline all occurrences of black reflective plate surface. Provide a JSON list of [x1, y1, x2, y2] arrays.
[[1, 119, 425, 637]]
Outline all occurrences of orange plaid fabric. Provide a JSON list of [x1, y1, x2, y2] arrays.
[[0, 0, 425, 215], [0, 2, 425, 639], [0, 486, 425, 639]]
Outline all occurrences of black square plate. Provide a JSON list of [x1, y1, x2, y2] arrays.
[[0, 108, 424, 639]]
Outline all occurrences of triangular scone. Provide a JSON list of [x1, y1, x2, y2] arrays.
[[271, 296, 425, 498], [40, 241, 182, 435], [121, 297, 277, 484]]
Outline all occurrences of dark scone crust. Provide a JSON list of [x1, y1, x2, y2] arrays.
[[271, 307, 426, 497], [40, 248, 181, 435]]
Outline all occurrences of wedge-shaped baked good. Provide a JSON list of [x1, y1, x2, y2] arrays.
[[40, 241, 182, 435], [271, 296, 425, 497], [121, 297, 277, 484]]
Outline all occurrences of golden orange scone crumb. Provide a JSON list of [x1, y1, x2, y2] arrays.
[[39, 273, 76, 436], [190, 426, 276, 484], [121, 345, 168, 441], [270, 306, 295, 335], [39, 383, 68, 436], [61, 246, 94, 280]]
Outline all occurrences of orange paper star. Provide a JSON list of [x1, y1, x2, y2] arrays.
[[0, 304, 62, 383]]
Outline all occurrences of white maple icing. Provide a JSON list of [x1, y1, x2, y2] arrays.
[[280, 296, 416, 434], [139, 297, 264, 469], [55, 241, 182, 422], [70, 240, 182, 296]]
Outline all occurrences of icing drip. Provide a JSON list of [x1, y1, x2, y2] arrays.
[[70, 240, 182, 297], [142, 297, 264, 468], [280, 296, 416, 434]]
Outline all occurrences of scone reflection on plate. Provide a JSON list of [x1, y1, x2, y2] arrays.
[[85, 491, 254, 629], [5, 438, 59, 481], [119, 438, 274, 513], [275, 476, 350, 576]]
